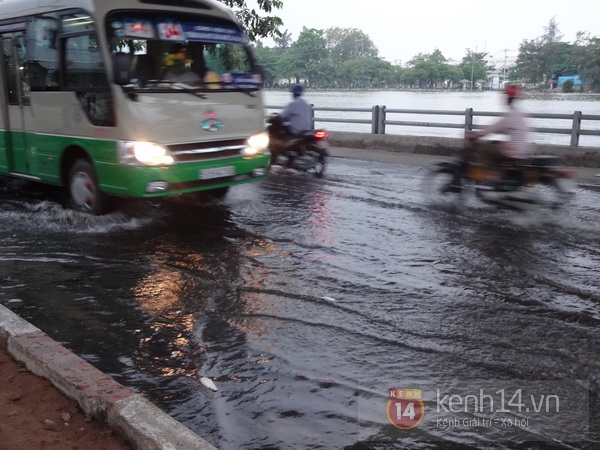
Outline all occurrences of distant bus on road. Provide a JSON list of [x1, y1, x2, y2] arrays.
[[0, 0, 270, 214]]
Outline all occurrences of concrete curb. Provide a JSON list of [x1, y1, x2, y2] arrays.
[[0, 304, 216, 450], [327, 131, 600, 168]]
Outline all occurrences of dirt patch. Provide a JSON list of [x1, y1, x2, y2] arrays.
[[0, 348, 131, 450]]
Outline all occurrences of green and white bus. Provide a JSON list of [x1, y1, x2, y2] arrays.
[[0, 0, 271, 214]]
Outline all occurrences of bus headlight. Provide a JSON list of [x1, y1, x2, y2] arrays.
[[118, 141, 176, 166], [243, 132, 269, 156]]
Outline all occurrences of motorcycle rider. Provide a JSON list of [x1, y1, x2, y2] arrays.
[[268, 84, 311, 138], [279, 84, 312, 134], [268, 84, 316, 163], [466, 85, 534, 187]]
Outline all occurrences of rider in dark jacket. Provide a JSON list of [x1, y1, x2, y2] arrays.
[[268, 84, 311, 137], [268, 84, 314, 163], [279, 84, 311, 134]]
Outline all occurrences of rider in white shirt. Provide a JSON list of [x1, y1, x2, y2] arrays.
[[467, 85, 534, 163]]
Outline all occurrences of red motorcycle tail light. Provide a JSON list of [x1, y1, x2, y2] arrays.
[[315, 130, 328, 139]]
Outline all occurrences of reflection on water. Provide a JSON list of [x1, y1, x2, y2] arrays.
[[0, 159, 599, 449]]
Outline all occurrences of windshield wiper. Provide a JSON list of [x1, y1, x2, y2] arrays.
[[226, 82, 258, 97], [124, 80, 208, 98], [124, 79, 259, 98]]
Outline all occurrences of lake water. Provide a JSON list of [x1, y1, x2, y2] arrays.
[[264, 90, 600, 147]]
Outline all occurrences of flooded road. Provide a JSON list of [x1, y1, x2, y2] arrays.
[[1, 157, 599, 449]]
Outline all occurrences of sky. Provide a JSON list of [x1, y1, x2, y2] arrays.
[[255, 0, 600, 66]]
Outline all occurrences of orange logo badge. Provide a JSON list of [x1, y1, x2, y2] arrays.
[[386, 388, 425, 429]]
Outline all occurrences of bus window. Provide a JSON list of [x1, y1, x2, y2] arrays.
[[62, 13, 96, 34], [61, 15, 114, 126], [64, 34, 107, 88], [203, 43, 251, 75], [64, 33, 114, 126], [27, 17, 60, 91], [15, 36, 30, 104], [2, 38, 18, 104], [106, 13, 262, 91], [2, 35, 29, 105]]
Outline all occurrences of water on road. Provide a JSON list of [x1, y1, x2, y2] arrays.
[[1, 157, 598, 449]]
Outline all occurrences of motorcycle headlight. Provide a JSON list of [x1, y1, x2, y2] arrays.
[[118, 141, 176, 166], [243, 132, 270, 156]]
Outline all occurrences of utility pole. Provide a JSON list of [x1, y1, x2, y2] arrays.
[[501, 48, 515, 89], [471, 64, 474, 90], [467, 48, 474, 90]]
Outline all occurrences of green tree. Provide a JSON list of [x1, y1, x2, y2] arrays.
[[400, 64, 430, 89], [324, 28, 381, 88], [513, 38, 541, 83], [403, 50, 460, 88], [275, 51, 304, 85], [573, 33, 600, 91], [251, 41, 280, 87], [273, 29, 293, 52], [513, 17, 576, 87], [219, 0, 284, 41], [446, 65, 465, 85], [370, 58, 395, 88], [336, 59, 362, 88], [389, 65, 405, 88], [291, 28, 328, 86], [354, 56, 390, 88], [325, 28, 378, 64], [541, 16, 563, 44], [404, 53, 426, 88], [562, 79, 574, 93], [459, 49, 492, 88]]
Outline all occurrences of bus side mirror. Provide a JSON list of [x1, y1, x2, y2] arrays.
[[113, 52, 132, 85]]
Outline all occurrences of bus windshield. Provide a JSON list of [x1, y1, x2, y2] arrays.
[[106, 12, 261, 91]]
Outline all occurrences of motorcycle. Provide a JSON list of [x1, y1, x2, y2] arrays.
[[423, 138, 577, 211], [267, 114, 329, 178]]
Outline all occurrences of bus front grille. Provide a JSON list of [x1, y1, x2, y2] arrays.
[[167, 139, 247, 163]]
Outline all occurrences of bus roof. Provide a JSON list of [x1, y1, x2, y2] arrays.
[[0, 0, 236, 23]]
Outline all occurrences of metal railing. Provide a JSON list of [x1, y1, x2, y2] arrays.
[[265, 104, 600, 147]]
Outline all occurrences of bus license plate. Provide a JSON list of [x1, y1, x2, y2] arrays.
[[200, 166, 235, 180]]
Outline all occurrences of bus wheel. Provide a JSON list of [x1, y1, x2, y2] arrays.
[[68, 159, 108, 215]]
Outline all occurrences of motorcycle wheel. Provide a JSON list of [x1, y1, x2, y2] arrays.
[[306, 146, 326, 178], [473, 177, 576, 211], [530, 177, 576, 209], [422, 166, 463, 203]]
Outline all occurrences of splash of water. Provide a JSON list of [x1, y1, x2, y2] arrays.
[[0, 201, 154, 233]]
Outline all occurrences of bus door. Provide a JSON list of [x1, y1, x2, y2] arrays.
[[1, 31, 33, 175]]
